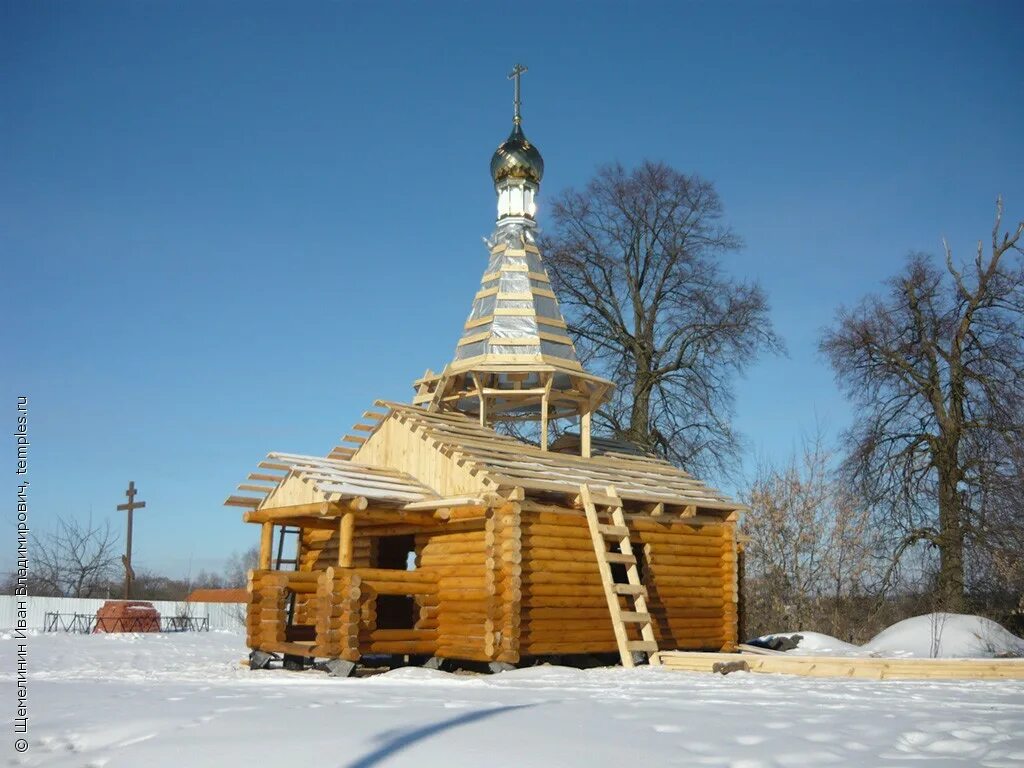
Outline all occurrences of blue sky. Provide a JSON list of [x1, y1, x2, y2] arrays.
[[3, 2, 1022, 578]]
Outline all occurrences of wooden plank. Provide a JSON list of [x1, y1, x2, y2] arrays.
[[403, 496, 485, 511], [225, 496, 263, 508], [238, 484, 275, 494], [626, 640, 659, 652], [258, 461, 291, 471], [619, 611, 651, 623], [270, 454, 429, 489], [316, 482, 426, 503], [656, 652, 1024, 681], [603, 552, 636, 565]]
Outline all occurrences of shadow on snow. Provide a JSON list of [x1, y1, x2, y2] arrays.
[[344, 703, 542, 768]]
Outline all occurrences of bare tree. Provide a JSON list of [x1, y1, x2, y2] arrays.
[[966, 436, 1024, 623], [821, 199, 1024, 612], [131, 570, 191, 601], [225, 546, 260, 588], [742, 435, 879, 639], [543, 162, 782, 477], [34, 515, 120, 598]]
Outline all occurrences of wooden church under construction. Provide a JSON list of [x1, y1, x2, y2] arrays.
[[227, 66, 744, 673]]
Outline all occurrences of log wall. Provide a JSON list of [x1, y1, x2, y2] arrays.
[[245, 504, 736, 664], [293, 527, 372, 625], [416, 517, 491, 661], [518, 509, 737, 656]]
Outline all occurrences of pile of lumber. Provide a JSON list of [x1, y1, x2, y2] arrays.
[[655, 651, 1024, 680]]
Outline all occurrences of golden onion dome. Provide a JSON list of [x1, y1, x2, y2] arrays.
[[490, 123, 544, 185]]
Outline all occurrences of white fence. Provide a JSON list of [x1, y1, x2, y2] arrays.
[[0, 595, 245, 632]]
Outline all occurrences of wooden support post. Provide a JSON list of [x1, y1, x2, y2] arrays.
[[581, 411, 592, 458], [338, 511, 355, 567], [259, 522, 274, 569], [472, 372, 487, 427], [540, 392, 549, 451]]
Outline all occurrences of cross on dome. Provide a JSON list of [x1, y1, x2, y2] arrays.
[[508, 63, 527, 125]]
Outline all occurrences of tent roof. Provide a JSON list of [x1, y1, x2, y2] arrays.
[[414, 221, 613, 421]]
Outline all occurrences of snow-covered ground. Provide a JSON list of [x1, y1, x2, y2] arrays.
[[8, 631, 1024, 767], [769, 613, 1024, 659]]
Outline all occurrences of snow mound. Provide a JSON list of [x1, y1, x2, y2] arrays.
[[863, 613, 1024, 659], [770, 613, 1024, 658], [372, 666, 463, 681], [767, 631, 859, 655]]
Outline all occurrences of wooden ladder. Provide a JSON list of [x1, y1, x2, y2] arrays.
[[580, 484, 659, 667]]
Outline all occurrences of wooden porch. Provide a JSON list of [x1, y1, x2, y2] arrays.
[[248, 567, 439, 660]]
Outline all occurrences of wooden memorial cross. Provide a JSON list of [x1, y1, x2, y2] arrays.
[[117, 481, 146, 599]]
